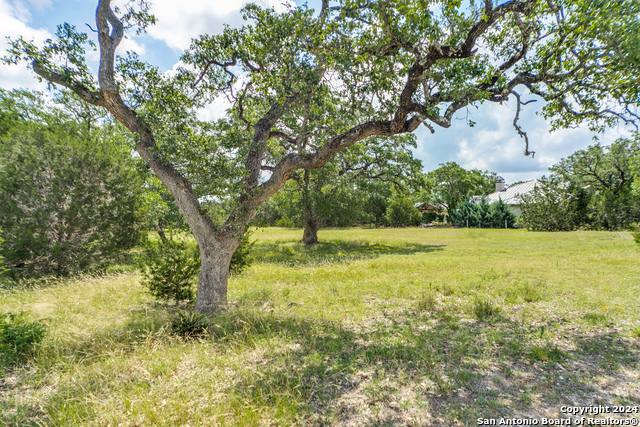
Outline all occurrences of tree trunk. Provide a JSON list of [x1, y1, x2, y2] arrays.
[[300, 169, 319, 245], [194, 233, 241, 313], [302, 217, 319, 245], [156, 218, 168, 245]]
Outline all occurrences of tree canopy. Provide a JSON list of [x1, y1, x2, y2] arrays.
[[423, 162, 497, 210], [5, 0, 639, 311], [521, 134, 640, 231]]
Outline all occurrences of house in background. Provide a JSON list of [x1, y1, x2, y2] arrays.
[[470, 177, 540, 216]]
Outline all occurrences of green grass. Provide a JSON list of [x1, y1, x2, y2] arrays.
[[1, 228, 639, 426]]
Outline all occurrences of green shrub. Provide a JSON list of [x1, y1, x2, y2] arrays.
[[0, 312, 46, 367], [449, 198, 517, 228], [142, 230, 254, 302], [631, 223, 640, 245], [0, 122, 145, 276], [448, 202, 479, 227], [275, 217, 297, 228], [142, 240, 200, 303], [489, 198, 518, 228], [230, 229, 255, 275]]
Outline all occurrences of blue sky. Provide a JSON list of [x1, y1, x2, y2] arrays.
[[1, 0, 633, 184]]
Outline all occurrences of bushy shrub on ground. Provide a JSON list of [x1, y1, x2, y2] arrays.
[[230, 229, 255, 275], [631, 223, 640, 245], [141, 240, 200, 303], [519, 180, 587, 231], [142, 230, 254, 303], [0, 121, 145, 276], [0, 312, 46, 367], [489, 199, 518, 228], [448, 202, 479, 227]]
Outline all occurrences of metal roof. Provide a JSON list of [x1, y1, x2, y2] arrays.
[[478, 179, 541, 206]]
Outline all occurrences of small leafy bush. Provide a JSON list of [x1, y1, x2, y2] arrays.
[[0, 312, 46, 367], [170, 311, 209, 337], [142, 230, 254, 303], [275, 217, 297, 228], [230, 229, 255, 275], [631, 223, 640, 245], [142, 240, 200, 303]]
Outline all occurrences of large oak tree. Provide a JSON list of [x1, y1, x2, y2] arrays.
[[5, 0, 639, 311]]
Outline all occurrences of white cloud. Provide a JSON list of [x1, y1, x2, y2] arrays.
[[119, 36, 146, 56], [415, 96, 634, 183], [196, 96, 232, 122], [0, 0, 52, 90], [19, 0, 51, 10], [144, 0, 296, 51]]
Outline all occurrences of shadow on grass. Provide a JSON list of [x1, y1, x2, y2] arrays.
[[206, 309, 640, 425], [5, 305, 640, 426], [252, 239, 444, 267]]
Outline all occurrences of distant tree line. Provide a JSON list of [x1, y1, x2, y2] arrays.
[[256, 180, 426, 230], [255, 160, 523, 232]]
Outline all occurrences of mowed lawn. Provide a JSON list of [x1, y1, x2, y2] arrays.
[[1, 228, 639, 426]]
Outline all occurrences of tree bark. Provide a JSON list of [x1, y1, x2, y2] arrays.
[[300, 169, 319, 245], [301, 216, 319, 245], [193, 232, 240, 312]]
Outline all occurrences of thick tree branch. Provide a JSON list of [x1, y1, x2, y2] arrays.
[[243, 116, 422, 210], [32, 61, 104, 106], [268, 131, 298, 145]]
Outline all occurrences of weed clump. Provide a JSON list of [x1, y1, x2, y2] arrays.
[[504, 282, 543, 304], [0, 312, 46, 367], [529, 344, 566, 363], [583, 312, 609, 325], [473, 299, 501, 320], [170, 311, 209, 338], [416, 291, 437, 312]]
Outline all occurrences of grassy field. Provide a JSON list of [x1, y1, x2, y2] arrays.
[[1, 227, 639, 426]]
